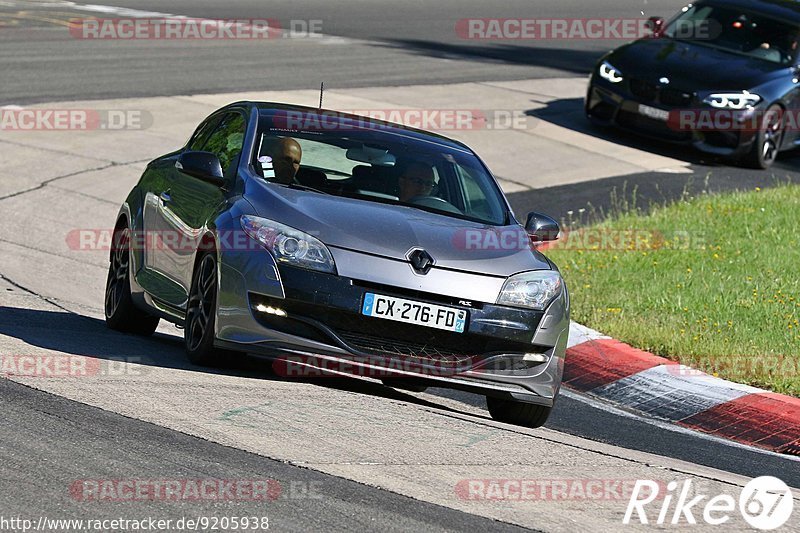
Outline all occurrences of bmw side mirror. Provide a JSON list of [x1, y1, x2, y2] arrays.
[[525, 212, 560, 243], [176, 151, 225, 186], [646, 16, 665, 37]]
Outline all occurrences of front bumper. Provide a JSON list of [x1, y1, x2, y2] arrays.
[[585, 77, 759, 157], [215, 245, 568, 406]]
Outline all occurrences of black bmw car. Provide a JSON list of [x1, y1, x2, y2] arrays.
[[586, 0, 800, 168]]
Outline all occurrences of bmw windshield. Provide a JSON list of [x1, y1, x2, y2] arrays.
[[254, 110, 510, 226], [664, 3, 800, 65]]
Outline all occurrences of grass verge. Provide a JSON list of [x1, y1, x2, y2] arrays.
[[545, 184, 800, 396]]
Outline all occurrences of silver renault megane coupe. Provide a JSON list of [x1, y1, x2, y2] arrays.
[[105, 102, 569, 427]]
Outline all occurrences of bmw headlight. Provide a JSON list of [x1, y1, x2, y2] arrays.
[[703, 92, 761, 110], [241, 215, 336, 274], [497, 271, 563, 310], [599, 61, 623, 83]]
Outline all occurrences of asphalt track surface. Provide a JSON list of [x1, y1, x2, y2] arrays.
[[0, 0, 691, 104], [1, 0, 800, 531], [0, 377, 532, 532]]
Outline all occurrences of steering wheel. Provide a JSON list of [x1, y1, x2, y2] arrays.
[[406, 195, 463, 214]]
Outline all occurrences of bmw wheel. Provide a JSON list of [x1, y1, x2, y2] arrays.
[[743, 104, 784, 169]]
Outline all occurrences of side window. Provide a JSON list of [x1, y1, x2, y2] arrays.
[[187, 115, 221, 151], [199, 113, 247, 173]]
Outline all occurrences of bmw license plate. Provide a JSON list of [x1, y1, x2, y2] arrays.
[[638, 103, 669, 121], [362, 293, 467, 333]]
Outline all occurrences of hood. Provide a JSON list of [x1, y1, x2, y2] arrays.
[[245, 181, 551, 277], [607, 38, 786, 91]]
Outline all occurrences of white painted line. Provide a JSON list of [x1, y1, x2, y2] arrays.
[[654, 167, 694, 174], [30, 0, 186, 19]]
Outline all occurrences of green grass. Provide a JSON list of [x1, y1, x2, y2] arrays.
[[546, 184, 800, 396]]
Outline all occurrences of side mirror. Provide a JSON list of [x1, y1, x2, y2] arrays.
[[646, 16, 665, 37], [176, 151, 225, 186], [525, 212, 560, 243]]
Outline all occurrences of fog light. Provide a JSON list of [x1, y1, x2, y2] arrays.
[[523, 353, 548, 363], [256, 304, 287, 317]]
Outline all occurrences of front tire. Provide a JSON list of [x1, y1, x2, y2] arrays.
[[185, 251, 232, 367], [105, 226, 160, 335], [486, 396, 552, 428], [741, 104, 784, 169]]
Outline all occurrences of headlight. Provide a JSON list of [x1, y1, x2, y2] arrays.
[[497, 271, 563, 311], [599, 61, 623, 83], [703, 92, 761, 110], [240, 215, 336, 274]]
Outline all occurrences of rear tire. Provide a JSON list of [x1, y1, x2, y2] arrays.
[[185, 251, 232, 367], [104, 225, 160, 336], [486, 396, 552, 428], [741, 104, 784, 169]]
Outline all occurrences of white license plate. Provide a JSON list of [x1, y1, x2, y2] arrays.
[[361, 293, 467, 333], [638, 103, 669, 121]]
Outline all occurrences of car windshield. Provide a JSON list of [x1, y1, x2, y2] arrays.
[[254, 111, 509, 225], [663, 4, 800, 65]]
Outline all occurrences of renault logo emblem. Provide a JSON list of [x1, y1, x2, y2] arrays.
[[407, 248, 434, 275]]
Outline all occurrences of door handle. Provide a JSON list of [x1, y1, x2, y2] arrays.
[[159, 191, 172, 203]]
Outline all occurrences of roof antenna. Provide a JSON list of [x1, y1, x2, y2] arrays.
[[318, 82, 324, 110]]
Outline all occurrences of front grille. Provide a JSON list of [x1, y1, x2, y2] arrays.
[[629, 78, 693, 108], [249, 292, 542, 361], [630, 78, 658, 102], [660, 87, 692, 107], [336, 330, 476, 364], [617, 110, 691, 141]]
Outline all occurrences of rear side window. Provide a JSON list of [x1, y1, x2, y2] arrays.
[[199, 113, 247, 173]]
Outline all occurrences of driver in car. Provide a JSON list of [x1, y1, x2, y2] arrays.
[[398, 161, 436, 202], [260, 137, 302, 185]]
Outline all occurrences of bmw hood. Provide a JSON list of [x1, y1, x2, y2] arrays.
[[245, 182, 552, 277], [606, 38, 786, 91]]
